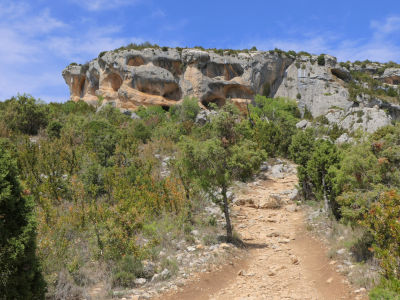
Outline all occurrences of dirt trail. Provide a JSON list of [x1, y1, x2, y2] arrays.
[[161, 164, 366, 300]]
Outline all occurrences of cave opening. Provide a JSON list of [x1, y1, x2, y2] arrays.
[[201, 97, 226, 109], [105, 73, 123, 92], [127, 56, 145, 67]]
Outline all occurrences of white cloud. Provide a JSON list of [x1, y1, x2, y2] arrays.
[[48, 31, 143, 62], [371, 16, 400, 37], [0, 0, 149, 101], [151, 9, 166, 18], [245, 15, 400, 63], [0, 2, 126, 100], [70, 0, 139, 11], [15, 9, 65, 35]]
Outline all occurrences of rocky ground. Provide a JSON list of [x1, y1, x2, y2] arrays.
[[90, 159, 370, 299]]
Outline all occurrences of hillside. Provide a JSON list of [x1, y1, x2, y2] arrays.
[[1, 46, 400, 300]]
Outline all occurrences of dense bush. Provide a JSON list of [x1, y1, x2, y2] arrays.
[[289, 123, 400, 297], [2, 94, 49, 135], [0, 146, 46, 299], [249, 95, 300, 157], [317, 54, 325, 66]]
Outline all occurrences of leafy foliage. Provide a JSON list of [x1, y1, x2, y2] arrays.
[[2, 94, 48, 135], [178, 103, 266, 240], [317, 54, 325, 66], [0, 146, 46, 299], [249, 95, 300, 157]]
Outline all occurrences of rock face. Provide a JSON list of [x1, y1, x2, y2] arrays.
[[275, 55, 353, 117], [62, 48, 293, 111], [63, 48, 399, 133], [325, 106, 392, 133], [381, 68, 400, 85]]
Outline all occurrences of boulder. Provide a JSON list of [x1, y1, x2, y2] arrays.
[[142, 261, 156, 278], [258, 194, 283, 209], [134, 278, 147, 286], [296, 119, 312, 129], [335, 133, 353, 145]]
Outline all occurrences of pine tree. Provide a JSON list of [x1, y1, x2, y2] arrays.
[[0, 147, 46, 299]]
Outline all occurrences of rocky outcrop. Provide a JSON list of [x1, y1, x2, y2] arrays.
[[380, 68, 400, 85], [325, 106, 392, 133], [275, 55, 353, 117], [63, 47, 400, 133], [62, 48, 293, 111]]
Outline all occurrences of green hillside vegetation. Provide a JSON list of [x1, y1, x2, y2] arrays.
[[1, 94, 400, 298], [0, 94, 299, 297]]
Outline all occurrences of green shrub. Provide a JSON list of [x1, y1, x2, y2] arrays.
[[317, 54, 325, 66], [362, 190, 400, 278], [0, 147, 46, 298], [370, 278, 400, 299], [132, 121, 152, 143], [47, 120, 63, 139], [180, 97, 200, 122], [387, 86, 398, 97], [249, 96, 300, 156], [297, 51, 311, 57], [98, 51, 107, 58], [112, 255, 144, 287], [84, 119, 118, 166], [3, 94, 49, 135]]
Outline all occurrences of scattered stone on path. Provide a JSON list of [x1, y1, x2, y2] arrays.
[[290, 256, 300, 265]]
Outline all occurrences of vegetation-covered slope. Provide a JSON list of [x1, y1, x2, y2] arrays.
[[1, 93, 400, 298]]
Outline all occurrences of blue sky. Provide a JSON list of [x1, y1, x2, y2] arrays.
[[0, 0, 399, 102]]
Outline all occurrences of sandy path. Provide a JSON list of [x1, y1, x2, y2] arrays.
[[161, 165, 366, 300]]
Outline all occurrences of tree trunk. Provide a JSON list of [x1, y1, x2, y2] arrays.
[[322, 175, 329, 213], [221, 185, 233, 242]]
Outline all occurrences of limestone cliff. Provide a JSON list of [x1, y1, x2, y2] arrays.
[[63, 47, 400, 132], [62, 48, 293, 112]]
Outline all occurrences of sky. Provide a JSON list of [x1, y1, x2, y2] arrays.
[[0, 0, 399, 102]]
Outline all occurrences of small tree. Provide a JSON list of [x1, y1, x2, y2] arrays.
[[306, 139, 340, 212], [3, 94, 49, 135], [179, 104, 266, 241], [0, 147, 46, 298], [362, 190, 400, 279], [289, 128, 316, 199]]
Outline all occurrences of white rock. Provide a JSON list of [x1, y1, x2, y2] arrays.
[[336, 248, 346, 255], [134, 278, 147, 285], [187, 246, 196, 252]]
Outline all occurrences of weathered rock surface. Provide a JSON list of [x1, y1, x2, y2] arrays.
[[335, 133, 353, 145], [63, 48, 399, 133], [62, 48, 293, 111], [380, 68, 400, 85], [325, 106, 392, 133], [275, 55, 353, 117]]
